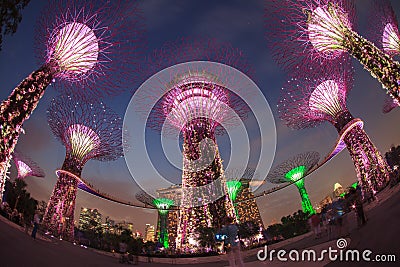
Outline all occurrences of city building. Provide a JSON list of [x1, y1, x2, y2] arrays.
[[144, 223, 155, 242], [102, 216, 115, 234], [334, 183, 345, 197], [78, 207, 102, 232], [115, 221, 134, 234]]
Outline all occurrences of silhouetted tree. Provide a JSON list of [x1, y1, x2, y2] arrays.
[[0, 0, 30, 50], [196, 226, 217, 250]]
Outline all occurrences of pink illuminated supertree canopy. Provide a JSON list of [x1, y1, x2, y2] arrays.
[[265, 0, 400, 103], [11, 150, 45, 179], [278, 61, 390, 197], [367, 0, 400, 57], [366, 0, 400, 113], [0, 0, 143, 197], [136, 38, 251, 251], [42, 95, 123, 241]]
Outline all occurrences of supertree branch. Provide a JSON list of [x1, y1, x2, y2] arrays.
[[12, 150, 45, 179], [382, 94, 399, 113], [267, 151, 319, 214]]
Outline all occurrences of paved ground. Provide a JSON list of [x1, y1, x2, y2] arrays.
[[1, 184, 399, 266]]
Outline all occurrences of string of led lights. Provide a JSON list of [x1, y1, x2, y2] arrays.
[[42, 95, 124, 241], [0, 0, 143, 200]]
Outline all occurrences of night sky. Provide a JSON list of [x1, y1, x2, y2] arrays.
[[1, 0, 399, 235]]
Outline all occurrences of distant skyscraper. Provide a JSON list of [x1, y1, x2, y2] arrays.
[[78, 207, 102, 232], [102, 216, 115, 234], [334, 183, 345, 197], [116, 221, 134, 234], [235, 179, 264, 228], [144, 224, 155, 242]]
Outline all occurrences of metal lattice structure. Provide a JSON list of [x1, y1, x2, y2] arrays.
[[12, 150, 45, 179], [367, 0, 400, 57], [267, 152, 320, 215], [42, 95, 123, 241], [0, 0, 143, 199], [278, 62, 391, 197], [366, 0, 400, 114], [136, 38, 251, 251], [265, 0, 400, 104]]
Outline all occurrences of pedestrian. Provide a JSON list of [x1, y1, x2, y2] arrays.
[[309, 213, 321, 239], [31, 210, 41, 239], [221, 217, 244, 267], [348, 187, 367, 227]]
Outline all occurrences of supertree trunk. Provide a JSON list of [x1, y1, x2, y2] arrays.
[[42, 155, 82, 241], [334, 113, 390, 196], [343, 29, 400, 103], [0, 64, 55, 199], [176, 120, 235, 251], [296, 184, 315, 215], [158, 212, 169, 248]]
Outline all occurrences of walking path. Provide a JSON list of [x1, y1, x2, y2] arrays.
[[0, 183, 398, 266]]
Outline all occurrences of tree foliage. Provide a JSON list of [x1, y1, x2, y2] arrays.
[[266, 210, 310, 240], [0, 0, 30, 51], [3, 179, 38, 223]]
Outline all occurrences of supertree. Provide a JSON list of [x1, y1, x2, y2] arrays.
[[368, 0, 400, 57], [136, 191, 174, 249], [367, 0, 400, 113], [42, 95, 123, 241], [267, 152, 320, 215], [278, 61, 391, 197], [265, 0, 400, 104], [11, 150, 45, 179], [135, 38, 251, 251], [0, 0, 143, 198]]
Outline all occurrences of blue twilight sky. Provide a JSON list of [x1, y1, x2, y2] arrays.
[[1, 0, 400, 234]]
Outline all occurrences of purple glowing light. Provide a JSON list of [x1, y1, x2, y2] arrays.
[[11, 150, 45, 179], [307, 5, 351, 58], [382, 23, 400, 55], [163, 73, 230, 131], [309, 80, 343, 117], [66, 124, 100, 160], [48, 22, 99, 78], [16, 161, 32, 178]]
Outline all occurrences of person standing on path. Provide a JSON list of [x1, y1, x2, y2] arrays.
[[221, 217, 244, 267], [31, 210, 41, 239]]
